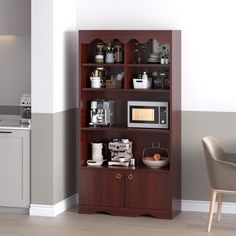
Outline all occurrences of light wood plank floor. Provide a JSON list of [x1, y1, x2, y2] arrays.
[[1, 207, 236, 235]]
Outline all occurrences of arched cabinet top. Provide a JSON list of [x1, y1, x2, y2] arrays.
[[79, 30, 173, 44]]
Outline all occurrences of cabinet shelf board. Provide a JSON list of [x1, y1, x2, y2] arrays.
[[127, 64, 170, 68], [82, 63, 124, 67], [81, 88, 169, 93], [81, 63, 170, 68], [80, 165, 170, 173], [80, 126, 170, 133]]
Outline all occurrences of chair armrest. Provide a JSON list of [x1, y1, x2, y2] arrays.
[[224, 153, 236, 164], [217, 158, 236, 167], [211, 159, 236, 190]]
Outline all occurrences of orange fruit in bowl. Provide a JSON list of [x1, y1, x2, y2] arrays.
[[153, 153, 161, 161]]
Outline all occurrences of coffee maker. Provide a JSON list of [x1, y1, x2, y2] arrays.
[[108, 139, 133, 166], [20, 94, 31, 124], [89, 100, 115, 127]]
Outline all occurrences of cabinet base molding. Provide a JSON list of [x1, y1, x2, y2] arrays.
[[0, 206, 29, 214], [79, 205, 174, 219], [30, 194, 78, 217]]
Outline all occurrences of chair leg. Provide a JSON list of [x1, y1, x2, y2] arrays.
[[208, 189, 217, 232], [217, 192, 223, 222]]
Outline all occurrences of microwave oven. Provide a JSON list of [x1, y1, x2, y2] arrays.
[[127, 101, 168, 129]]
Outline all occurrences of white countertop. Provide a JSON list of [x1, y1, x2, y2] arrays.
[[0, 115, 31, 130]]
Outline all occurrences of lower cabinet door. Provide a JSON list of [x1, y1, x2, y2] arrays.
[[125, 171, 171, 210], [0, 130, 30, 208], [80, 169, 124, 207]]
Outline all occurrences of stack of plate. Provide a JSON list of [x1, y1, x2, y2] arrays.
[[147, 53, 160, 63]]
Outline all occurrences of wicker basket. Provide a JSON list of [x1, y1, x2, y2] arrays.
[[105, 80, 122, 89], [142, 142, 169, 158], [142, 142, 169, 168]]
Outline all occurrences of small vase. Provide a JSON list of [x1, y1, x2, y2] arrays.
[[161, 58, 165, 64], [165, 58, 169, 64]]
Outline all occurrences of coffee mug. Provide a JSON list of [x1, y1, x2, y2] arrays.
[[90, 77, 103, 88], [105, 53, 114, 63]]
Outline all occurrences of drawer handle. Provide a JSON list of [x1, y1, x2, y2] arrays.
[[0, 131, 12, 134], [116, 173, 122, 179], [128, 174, 133, 180]]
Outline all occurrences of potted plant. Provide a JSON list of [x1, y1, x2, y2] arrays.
[[160, 44, 169, 64]]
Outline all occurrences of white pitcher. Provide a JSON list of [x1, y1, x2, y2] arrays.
[[91, 142, 106, 161]]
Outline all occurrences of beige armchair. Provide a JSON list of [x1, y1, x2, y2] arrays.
[[202, 136, 236, 232]]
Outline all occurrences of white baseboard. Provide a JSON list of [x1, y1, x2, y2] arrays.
[[29, 194, 78, 217], [29, 197, 236, 216], [182, 200, 236, 214]]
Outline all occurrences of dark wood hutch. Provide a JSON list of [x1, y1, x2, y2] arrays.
[[78, 30, 181, 219]]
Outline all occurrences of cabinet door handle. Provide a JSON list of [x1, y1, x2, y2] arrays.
[[116, 173, 122, 179], [0, 131, 12, 134], [128, 174, 134, 180]]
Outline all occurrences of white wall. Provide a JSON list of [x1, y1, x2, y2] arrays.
[[32, 0, 76, 113], [53, 0, 77, 112], [76, 0, 236, 112], [31, 0, 54, 113]]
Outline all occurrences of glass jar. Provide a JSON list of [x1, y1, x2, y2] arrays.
[[95, 43, 104, 63], [114, 43, 123, 63]]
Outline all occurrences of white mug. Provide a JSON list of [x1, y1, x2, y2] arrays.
[[105, 53, 114, 63], [90, 77, 103, 88]]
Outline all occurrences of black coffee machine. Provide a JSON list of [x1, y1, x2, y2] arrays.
[[20, 94, 31, 124]]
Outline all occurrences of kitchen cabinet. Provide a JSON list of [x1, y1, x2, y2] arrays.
[[78, 30, 181, 218], [0, 129, 30, 208], [79, 169, 124, 208], [79, 168, 172, 218], [125, 171, 171, 211]]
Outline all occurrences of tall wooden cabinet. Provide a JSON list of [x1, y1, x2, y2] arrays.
[[78, 30, 181, 219]]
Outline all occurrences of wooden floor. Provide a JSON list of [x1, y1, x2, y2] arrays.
[[1, 207, 236, 235]]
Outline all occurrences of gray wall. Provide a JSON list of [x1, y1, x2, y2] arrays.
[[0, 0, 31, 34], [182, 111, 236, 201], [31, 113, 54, 204], [31, 108, 76, 205], [53, 109, 76, 203], [0, 0, 31, 109], [0, 35, 31, 107]]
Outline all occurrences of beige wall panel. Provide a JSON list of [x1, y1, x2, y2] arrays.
[[182, 111, 236, 201]]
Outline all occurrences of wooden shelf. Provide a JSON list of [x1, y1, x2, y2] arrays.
[[78, 30, 181, 219], [81, 63, 170, 68], [82, 63, 124, 67], [126, 64, 170, 68], [80, 165, 170, 173], [81, 88, 169, 93], [81, 126, 170, 133]]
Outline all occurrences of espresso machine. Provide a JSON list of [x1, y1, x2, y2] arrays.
[[89, 100, 115, 127], [108, 139, 133, 166], [20, 94, 31, 124]]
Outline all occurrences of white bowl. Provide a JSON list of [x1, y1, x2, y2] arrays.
[[142, 157, 169, 168]]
